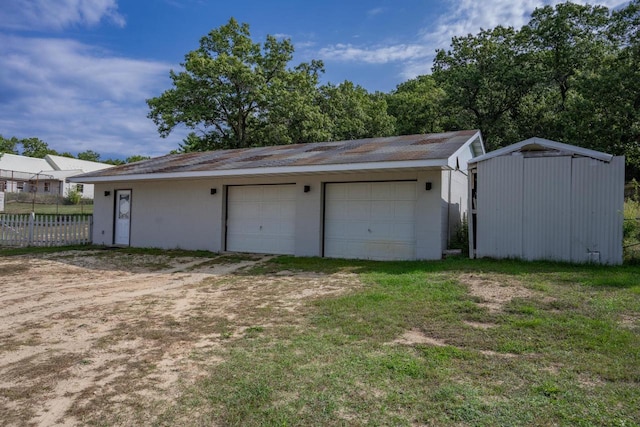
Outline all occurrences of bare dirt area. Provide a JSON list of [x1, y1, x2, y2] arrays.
[[458, 272, 537, 313], [0, 250, 361, 426]]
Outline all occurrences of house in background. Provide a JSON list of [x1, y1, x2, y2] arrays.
[[0, 153, 113, 199], [468, 138, 624, 265], [0, 154, 52, 193], [70, 130, 484, 260]]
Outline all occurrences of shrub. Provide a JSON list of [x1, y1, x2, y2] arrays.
[[65, 188, 82, 205], [450, 215, 469, 255]]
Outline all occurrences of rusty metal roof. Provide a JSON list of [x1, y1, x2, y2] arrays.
[[72, 130, 481, 182]]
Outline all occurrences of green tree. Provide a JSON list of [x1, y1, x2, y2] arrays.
[[126, 155, 151, 163], [0, 135, 19, 154], [20, 137, 57, 158], [0, 135, 20, 154], [433, 26, 537, 149], [571, 0, 640, 173], [386, 75, 447, 135], [77, 150, 101, 162], [318, 81, 395, 141], [251, 61, 332, 146], [521, 2, 611, 111], [148, 18, 329, 151]]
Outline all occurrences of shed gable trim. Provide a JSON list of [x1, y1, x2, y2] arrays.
[[469, 137, 613, 164]]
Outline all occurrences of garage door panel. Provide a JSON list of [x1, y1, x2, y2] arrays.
[[324, 239, 347, 258], [232, 202, 261, 220], [369, 222, 392, 239], [346, 183, 371, 200], [324, 182, 416, 260], [394, 182, 417, 199], [371, 182, 394, 198], [343, 222, 370, 239], [394, 201, 416, 220], [227, 185, 296, 255], [262, 201, 296, 220], [370, 201, 394, 220], [392, 222, 415, 240]]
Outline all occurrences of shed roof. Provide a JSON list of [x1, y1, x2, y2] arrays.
[[70, 130, 483, 183], [469, 137, 614, 164]]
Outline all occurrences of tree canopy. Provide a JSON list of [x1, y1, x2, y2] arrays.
[[7, 3, 639, 179], [430, 0, 640, 176], [147, 18, 395, 151], [147, 6, 640, 177], [0, 136, 58, 158]]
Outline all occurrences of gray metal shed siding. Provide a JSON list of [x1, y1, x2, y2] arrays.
[[474, 154, 624, 265], [476, 156, 523, 258], [523, 157, 572, 261], [570, 156, 624, 264]]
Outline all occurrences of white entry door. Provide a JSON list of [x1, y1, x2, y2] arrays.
[[226, 184, 296, 254], [324, 181, 417, 260], [114, 190, 131, 246]]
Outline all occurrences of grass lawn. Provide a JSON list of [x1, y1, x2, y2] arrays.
[[1, 202, 93, 215], [154, 256, 640, 426]]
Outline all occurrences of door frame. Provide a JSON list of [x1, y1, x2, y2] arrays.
[[113, 189, 132, 246]]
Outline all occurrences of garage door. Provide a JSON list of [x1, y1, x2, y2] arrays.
[[226, 184, 296, 254], [324, 181, 416, 260]]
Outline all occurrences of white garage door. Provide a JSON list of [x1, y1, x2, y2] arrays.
[[324, 181, 416, 260], [227, 184, 296, 255]]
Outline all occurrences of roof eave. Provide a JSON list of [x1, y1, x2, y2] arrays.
[[68, 159, 451, 183], [446, 130, 485, 168]]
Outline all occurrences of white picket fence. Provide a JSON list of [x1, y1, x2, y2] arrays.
[[0, 213, 93, 247]]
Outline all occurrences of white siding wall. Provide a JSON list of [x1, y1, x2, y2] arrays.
[[93, 184, 115, 245], [475, 155, 624, 265], [441, 169, 469, 247], [92, 180, 220, 251], [416, 170, 445, 260], [91, 170, 449, 259]]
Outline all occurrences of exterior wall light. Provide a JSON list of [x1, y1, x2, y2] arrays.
[[210, 188, 217, 195], [304, 185, 311, 193], [104, 190, 111, 197], [425, 182, 432, 191]]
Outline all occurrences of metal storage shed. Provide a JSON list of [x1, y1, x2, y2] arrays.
[[468, 138, 625, 265]]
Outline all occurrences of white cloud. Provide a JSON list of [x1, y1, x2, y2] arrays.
[[0, 35, 184, 157], [319, 43, 432, 64], [0, 0, 125, 31], [367, 7, 385, 17]]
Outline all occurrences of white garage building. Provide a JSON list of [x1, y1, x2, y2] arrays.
[[70, 130, 484, 260]]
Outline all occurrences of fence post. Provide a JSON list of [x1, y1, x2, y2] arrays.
[[28, 212, 35, 246], [88, 215, 93, 245]]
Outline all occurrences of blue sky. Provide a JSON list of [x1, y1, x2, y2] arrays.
[[0, 0, 622, 160]]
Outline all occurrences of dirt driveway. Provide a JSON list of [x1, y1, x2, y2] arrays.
[[0, 250, 360, 426]]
